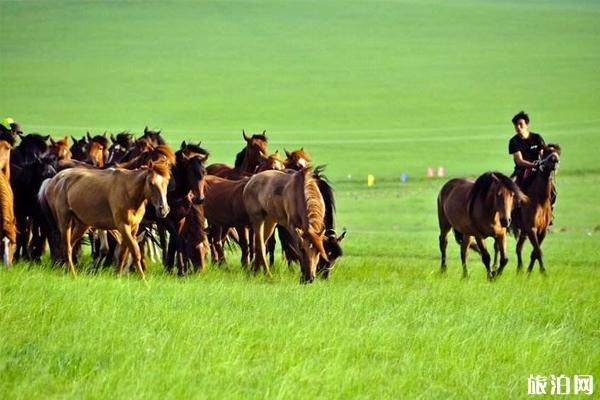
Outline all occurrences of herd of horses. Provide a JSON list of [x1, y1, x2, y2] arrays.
[[437, 143, 561, 280], [0, 125, 560, 282], [0, 128, 345, 283]]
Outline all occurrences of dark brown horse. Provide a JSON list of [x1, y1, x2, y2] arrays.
[[39, 163, 171, 279], [243, 168, 328, 283], [438, 171, 527, 280], [513, 144, 561, 275], [206, 130, 268, 180]]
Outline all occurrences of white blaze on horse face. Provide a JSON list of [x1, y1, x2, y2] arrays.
[[298, 158, 308, 168], [274, 160, 284, 170], [151, 173, 170, 215]]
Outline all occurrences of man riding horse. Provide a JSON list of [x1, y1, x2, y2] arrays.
[[508, 111, 557, 220]]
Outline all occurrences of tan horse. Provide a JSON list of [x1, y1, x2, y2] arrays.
[[437, 171, 527, 280], [0, 140, 12, 180], [243, 168, 328, 283], [514, 144, 560, 275], [48, 137, 72, 161], [0, 172, 16, 266], [38, 163, 171, 279]]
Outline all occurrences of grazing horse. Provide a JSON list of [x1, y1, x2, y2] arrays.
[[38, 163, 171, 279], [437, 171, 527, 280], [48, 137, 72, 161], [206, 130, 268, 179], [513, 144, 561, 275], [0, 172, 16, 266], [284, 148, 311, 170], [243, 168, 328, 283]]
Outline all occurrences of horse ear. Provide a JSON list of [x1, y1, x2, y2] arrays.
[[242, 130, 250, 142], [86, 131, 92, 141], [50, 137, 56, 146], [43, 135, 50, 141], [144, 126, 149, 134], [338, 229, 347, 242], [309, 230, 328, 261], [300, 147, 304, 151], [63, 136, 68, 143], [71, 135, 77, 143], [285, 148, 292, 158], [274, 150, 279, 155], [103, 131, 107, 138], [111, 134, 116, 143], [181, 140, 186, 149]]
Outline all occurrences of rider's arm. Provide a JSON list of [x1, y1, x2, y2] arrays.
[[513, 151, 536, 168]]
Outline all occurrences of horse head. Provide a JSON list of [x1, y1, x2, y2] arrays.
[[176, 143, 209, 205], [284, 148, 311, 170], [238, 130, 268, 172], [469, 172, 527, 229], [537, 144, 561, 173], [316, 228, 346, 278], [145, 162, 171, 218], [48, 136, 72, 161]]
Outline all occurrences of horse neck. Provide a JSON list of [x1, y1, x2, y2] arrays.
[[294, 171, 325, 233], [528, 170, 553, 206], [239, 148, 260, 174], [126, 170, 150, 207]]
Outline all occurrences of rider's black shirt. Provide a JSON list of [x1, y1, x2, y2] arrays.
[[509, 132, 545, 177]]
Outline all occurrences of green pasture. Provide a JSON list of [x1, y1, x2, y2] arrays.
[[1, 0, 599, 398]]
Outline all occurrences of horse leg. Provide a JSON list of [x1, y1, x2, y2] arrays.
[[238, 225, 250, 269], [460, 235, 472, 278], [120, 225, 146, 281], [62, 222, 77, 277], [494, 234, 509, 277], [252, 221, 270, 277], [262, 220, 278, 275], [516, 233, 526, 273], [537, 230, 547, 275], [491, 240, 499, 270], [474, 237, 493, 281], [438, 225, 451, 273], [267, 234, 276, 267], [526, 230, 543, 275]]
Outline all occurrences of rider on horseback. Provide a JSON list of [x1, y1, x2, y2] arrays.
[[508, 111, 557, 221]]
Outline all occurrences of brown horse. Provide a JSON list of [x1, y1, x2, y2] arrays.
[[203, 175, 252, 266], [206, 130, 268, 180], [38, 163, 171, 279], [284, 148, 311, 170], [437, 171, 527, 280], [0, 172, 16, 266], [255, 151, 285, 173], [0, 140, 11, 180], [117, 144, 176, 169], [513, 144, 561, 275], [243, 168, 328, 283], [48, 137, 72, 161]]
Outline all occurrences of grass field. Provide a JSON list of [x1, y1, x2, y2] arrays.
[[1, 0, 599, 398]]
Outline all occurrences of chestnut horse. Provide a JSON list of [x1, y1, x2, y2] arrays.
[[48, 137, 72, 161], [206, 130, 268, 180], [243, 168, 328, 283], [513, 144, 561, 275], [0, 152, 16, 266], [437, 171, 527, 280], [38, 163, 171, 279], [284, 148, 311, 170]]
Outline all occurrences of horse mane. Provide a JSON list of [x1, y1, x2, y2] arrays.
[[115, 132, 135, 146], [141, 128, 166, 145], [150, 162, 171, 178], [313, 165, 336, 229], [297, 168, 325, 234], [90, 135, 109, 149], [0, 173, 16, 243], [468, 171, 524, 216], [183, 143, 210, 157], [118, 144, 175, 169], [17, 133, 49, 153]]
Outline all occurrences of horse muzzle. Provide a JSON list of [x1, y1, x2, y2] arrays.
[[500, 217, 511, 228], [157, 205, 170, 218]]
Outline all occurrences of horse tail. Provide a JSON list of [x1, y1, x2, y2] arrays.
[[37, 178, 62, 262]]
